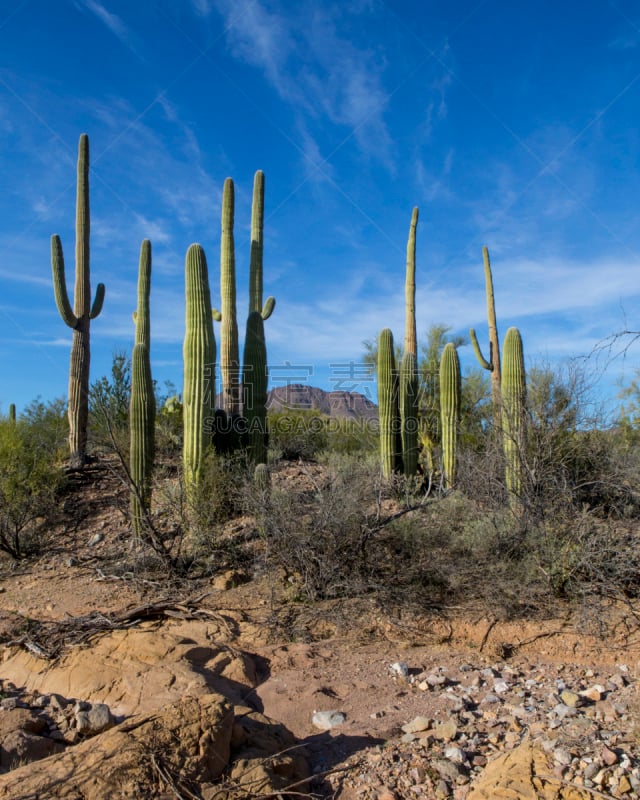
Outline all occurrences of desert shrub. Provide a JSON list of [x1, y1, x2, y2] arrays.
[[268, 410, 329, 460], [0, 413, 66, 558], [250, 452, 389, 600], [186, 450, 247, 561], [323, 417, 379, 454], [89, 351, 131, 455], [155, 395, 183, 458]]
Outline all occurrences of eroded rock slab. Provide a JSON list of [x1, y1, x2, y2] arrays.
[[0, 693, 234, 799]]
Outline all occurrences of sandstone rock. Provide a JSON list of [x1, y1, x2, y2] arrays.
[[0, 693, 233, 799], [468, 741, 605, 799], [401, 715, 431, 734]]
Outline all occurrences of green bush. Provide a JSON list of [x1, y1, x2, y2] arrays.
[[268, 410, 329, 460], [0, 408, 66, 558]]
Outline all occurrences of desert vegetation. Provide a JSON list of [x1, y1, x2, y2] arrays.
[[0, 132, 638, 644]]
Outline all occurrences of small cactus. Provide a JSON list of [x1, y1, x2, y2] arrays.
[[51, 133, 105, 468], [183, 244, 216, 489], [439, 342, 461, 489], [254, 462, 270, 491]]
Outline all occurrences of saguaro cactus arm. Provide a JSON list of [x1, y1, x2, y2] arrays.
[[90, 283, 106, 319], [51, 235, 78, 328]]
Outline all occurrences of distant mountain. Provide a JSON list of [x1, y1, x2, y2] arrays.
[[266, 384, 378, 420]]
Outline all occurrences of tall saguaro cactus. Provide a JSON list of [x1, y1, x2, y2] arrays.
[[502, 327, 526, 512], [215, 178, 241, 417], [242, 311, 268, 464], [130, 240, 155, 538], [249, 170, 276, 320], [439, 342, 461, 489], [51, 133, 105, 469], [378, 328, 401, 478], [470, 246, 501, 427], [404, 207, 418, 357], [183, 244, 216, 490], [400, 207, 419, 476]]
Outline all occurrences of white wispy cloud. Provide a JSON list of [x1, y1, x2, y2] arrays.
[[211, 0, 392, 163], [74, 0, 142, 57]]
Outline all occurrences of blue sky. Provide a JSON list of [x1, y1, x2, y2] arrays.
[[1, 0, 640, 415]]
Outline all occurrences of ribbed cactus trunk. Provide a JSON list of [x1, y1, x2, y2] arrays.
[[439, 342, 461, 489], [242, 311, 268, 464], [183, 244, 216, 490], [502, 327, 526, 512], [8, 404, 15, 425], [378, 328, 401, 478], [219, 178, 241, 417], [51, 133, 105, 469], [249, 170, 276, 320], [400, 352, 419, 476], [404, 207, 418, 357], [130, 240, 155, 539], [470, 246, 501, 428], [401, 207, 419, 476]]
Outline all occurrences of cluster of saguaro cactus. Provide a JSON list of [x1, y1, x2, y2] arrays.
[[210, 171, 275, 464], [439, 342, 461, 488], [183, 244, 217, 490], [130, 240, 155, 538], [51, 133, 105, 469], [502, 326, 526, 511]]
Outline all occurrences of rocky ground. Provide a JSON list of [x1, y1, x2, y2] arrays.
[[0, 458, 637, 798]]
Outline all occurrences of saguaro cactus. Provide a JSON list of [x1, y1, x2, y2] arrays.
[[51, 133, 105, 469], [404, 207, 418, 357], [439, 342, 461, 489], [502, 327, 526, 511], [130, 240, 155, 538], [8, 404, 16, 425], [183, 244, 216, 489], [400, 207, 419, 476], [249, 170, 276, 320], [242, 311, 268, 464], [214, 178, 241, 417], [378, 328, 401, 478], [400, 352, 419, 477], [470, 246, 501, 427]]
